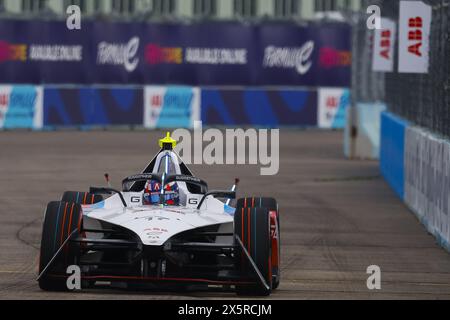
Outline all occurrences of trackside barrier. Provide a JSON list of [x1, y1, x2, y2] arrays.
[[317, 88, 350, 129], [143, 86, 200, 129], [380, 111, 450, 252], [201, 88, 318, 127], [380, 111, 408, 200], [43, 87, 144, 128], [344, 103, 386, 160], [2, 85, 351, 128], [404, 127, 450, 251], [0, 85, 43, 129]]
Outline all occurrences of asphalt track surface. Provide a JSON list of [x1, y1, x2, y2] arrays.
[[1, 130, 450, 300]]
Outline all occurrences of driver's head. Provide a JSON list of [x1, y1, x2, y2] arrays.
[[143, 180, 179, 206]]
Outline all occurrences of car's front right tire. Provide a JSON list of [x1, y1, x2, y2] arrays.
[[236, 197, 281, 290], [234, 206, 272, 296]]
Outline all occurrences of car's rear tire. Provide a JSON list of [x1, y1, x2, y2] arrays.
[[38, 201, 83, 291], [62, 191, 103, 205], [236, 197, 281, 290], [234, 206, 272, 296]]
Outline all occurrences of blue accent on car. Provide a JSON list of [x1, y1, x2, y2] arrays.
[[88, 201, 105, 210], [224, 204, 236, 215]]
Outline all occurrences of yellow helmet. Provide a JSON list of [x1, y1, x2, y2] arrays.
[[159, 132, 177, 150]]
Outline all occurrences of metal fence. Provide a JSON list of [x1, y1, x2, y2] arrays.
[[352, 0, 450, 138]]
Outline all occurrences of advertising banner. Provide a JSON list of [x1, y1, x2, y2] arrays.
[[372, 18, 396, 72], [0, 20, 351, 87], [317, 88, 350, 129], [201, 88, 317, 127], [398, 1, 432, 73], [0, 20, 92, 83], [144, 86, 200, 129], [0, 85, 43, 129], [43, 87, 143, 127]]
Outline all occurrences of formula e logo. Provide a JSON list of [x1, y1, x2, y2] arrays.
[[263, 41, 314, 75], [97, 37, 140, 72]]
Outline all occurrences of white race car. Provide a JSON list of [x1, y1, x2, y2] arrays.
[[38, 133, 280, 296]]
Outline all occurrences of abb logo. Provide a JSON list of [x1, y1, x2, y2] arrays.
[[150, 95, 162, 107], [379, 30, 392, 60], [0, 94, 8, 107], [399, 2, 430, 73], [408, 17, 423, 57], [326, 96, 338, 109]]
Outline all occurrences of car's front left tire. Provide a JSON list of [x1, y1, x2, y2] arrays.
[[38, 201, 82, 291]]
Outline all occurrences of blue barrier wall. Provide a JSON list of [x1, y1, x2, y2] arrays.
[[43, 87, 143, 127], [381, 110, 450, 252], [3, 85, 325, 129], [380, 111, 408, 199], [201, 88, 317, 127], [2, 85, 350, 128]]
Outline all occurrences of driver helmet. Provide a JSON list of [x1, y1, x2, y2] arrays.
[[143, 180, 179, 206]]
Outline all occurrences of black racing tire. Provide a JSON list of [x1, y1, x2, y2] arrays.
[[236, 197, 277, 211], [236, 197, 279, 228], [234, 206, 272, 296], [236, 197, 281, 290], [62, 191, 103, 205], [38, 201, 83, 291]]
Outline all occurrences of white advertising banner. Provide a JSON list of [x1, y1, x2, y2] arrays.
[[372, 18, 396, 72], [318, 88, 350, 129], [144, 86, 200, 129], [0, 85, 43, 129], [398, 1, 432, 73]]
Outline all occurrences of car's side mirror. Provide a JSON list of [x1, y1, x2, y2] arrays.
[[197, 191, 236, 210]]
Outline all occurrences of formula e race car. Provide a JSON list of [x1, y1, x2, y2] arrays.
[[38, 133, 280, 296]]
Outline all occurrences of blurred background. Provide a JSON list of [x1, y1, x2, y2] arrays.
[[0, 0, 360, 20], [0, 0, 355, 129]]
